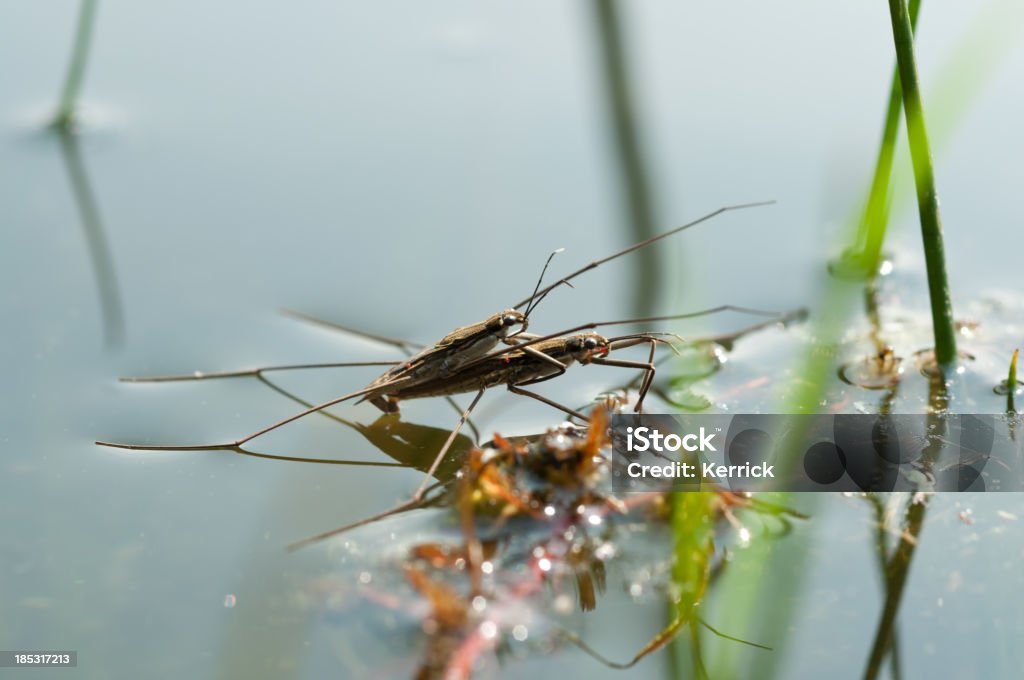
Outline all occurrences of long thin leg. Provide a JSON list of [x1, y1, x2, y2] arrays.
[[95, 380, 406, 451], [615, 308, 808, 391], [286, 480, 451, 551], [120, 361, 399, 383], [287, 389, 485, 550], [230, 450, 407, 467], [508, 384, 589, 422], [281, 308, 424, 351], [642, 340, 657, 402], [518, 345, 570, 381], [560, 618, 686, 670], [563, 615, 769, 670], [257, 373, 482, 454], [412, 389, 485, 497], [592, 350, 657, 412], [283, 307, 480, 439], [255, 374, 469, 470]]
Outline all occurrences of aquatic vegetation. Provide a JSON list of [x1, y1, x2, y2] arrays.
[[53, 0, 98, 130], [305, 408, 802, 678], [15, 2, 1015, 678], [887, 0, 958, 366], [835, 0, 922, 281]]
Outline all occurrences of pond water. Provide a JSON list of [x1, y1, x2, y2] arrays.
[[2, 1, 1023, 678]]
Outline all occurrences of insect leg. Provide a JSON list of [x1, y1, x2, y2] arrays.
[[283, 308, 482, 439], [286, 389, 486, 550], [286, 480, 452, 551], [590, 346, 658, 412], [412, 389, 486, 498], [563, 615, 769, 670], [119, 361, 399, 383], [507, 384, 590, 422], [95, 381, 404, 451], [280, 308, 424, 351]]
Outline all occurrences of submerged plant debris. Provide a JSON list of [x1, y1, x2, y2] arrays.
[[300, 398, 803, 679]]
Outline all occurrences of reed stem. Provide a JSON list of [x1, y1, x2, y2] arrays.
[[849, 0, 922, 275], [1008, 349, 1019, 413], [53, 0, 98, 129], [887, 0, 957, 365]]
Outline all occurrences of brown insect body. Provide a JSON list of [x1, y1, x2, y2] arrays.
[[359, 309, 527, 412], [383, 332, 609, 403]]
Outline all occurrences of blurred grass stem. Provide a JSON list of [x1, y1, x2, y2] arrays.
[[847, 0, 921, 275], [53, 0, 98, 129], [591, 0, 661, 316], [1008, 349, 1018, 413]]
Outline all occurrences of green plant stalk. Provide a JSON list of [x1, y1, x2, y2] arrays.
[[1009, 349, 1018, 389], [851, 0, 922, 274], [54, 0, 98, 129], [1008, 349, 1019, 413], [887, 0, 957, 365], [668, 491, 715, 677]]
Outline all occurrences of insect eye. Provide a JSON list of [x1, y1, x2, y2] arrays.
[[503, 315, 519, 327], [584, 337, 597, 349]]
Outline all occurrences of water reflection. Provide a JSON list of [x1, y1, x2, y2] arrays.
[[56, 128, 125, 348]]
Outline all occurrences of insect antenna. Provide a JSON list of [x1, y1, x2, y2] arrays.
[[512, 201, 775, 310], [522, 248, 572, 324]]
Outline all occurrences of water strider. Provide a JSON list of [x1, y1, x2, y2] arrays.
[[283, 305, 796, 549], [97, 201, 773, 453], [95, 204, 801, 550], [97, 306, 784, 457]]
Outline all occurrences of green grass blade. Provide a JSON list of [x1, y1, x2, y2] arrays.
[[843, 0, 922, 277], [53, 0, 98, 129], [888, 0, 958, 366]]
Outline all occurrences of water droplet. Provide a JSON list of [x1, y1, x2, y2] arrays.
[[480, 621, 499, 639], [472, 596, 487, 612], [358, 571, 372, 585], [512, 624, 529, 641]]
